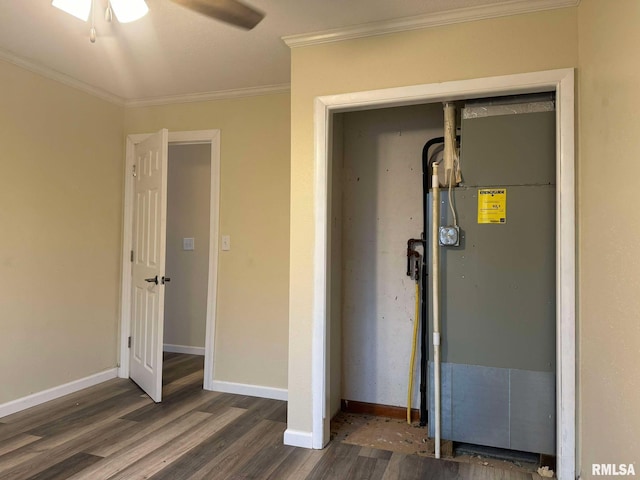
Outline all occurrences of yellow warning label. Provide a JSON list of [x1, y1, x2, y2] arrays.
[[478, 188, 507, 224]]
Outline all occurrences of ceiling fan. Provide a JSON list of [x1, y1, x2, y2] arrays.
[[171, 0, 265, 30], [53, 0, 265, 38]]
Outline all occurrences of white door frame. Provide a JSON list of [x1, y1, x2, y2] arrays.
[[310, 69, 575, 479], [119, 129, 221, 392]]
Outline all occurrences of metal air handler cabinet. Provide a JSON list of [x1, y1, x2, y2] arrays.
[[428, 97, 556, 456]]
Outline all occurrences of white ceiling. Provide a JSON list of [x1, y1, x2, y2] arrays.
[[0, 0, 575, 104]]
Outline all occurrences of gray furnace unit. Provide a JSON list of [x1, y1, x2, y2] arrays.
[[428, 96, 556, 455]]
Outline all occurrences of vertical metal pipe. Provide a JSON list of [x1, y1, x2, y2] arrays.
[[431, 162, 441, 459]]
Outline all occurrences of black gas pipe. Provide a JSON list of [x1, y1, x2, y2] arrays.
[[418, 135, 460, 426]]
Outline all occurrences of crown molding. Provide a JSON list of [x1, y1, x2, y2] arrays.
[[0, 46, 288, 108], [0, 47, 125, 106], [1, 0, 579, 105], [125, 83, 291, 108], [282, 0, 580, 48]]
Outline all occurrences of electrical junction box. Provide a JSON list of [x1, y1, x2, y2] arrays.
[[439, 226, 460, 246]]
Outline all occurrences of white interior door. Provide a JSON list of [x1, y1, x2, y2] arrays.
[[129, 129, 169, 402]]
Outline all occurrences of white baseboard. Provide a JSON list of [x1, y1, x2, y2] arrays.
[[283, 429, 314, 448], [209, 380, 288, 401], [0, 368, 118, 419], [163, 344, 205, 356]]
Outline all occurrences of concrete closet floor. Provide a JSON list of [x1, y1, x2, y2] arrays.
[[330, 411, 552, 479]]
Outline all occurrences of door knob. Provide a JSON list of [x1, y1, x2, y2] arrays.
[[162, 276, 171, 284], [145, 276, 158, 285]]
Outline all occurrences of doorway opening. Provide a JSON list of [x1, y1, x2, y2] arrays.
[[304, 70, 575, 479], [329, 94, 556, 476], [164, 143, 211, 358], [160, 143, 211, 396], [119, 129, 221, 398]]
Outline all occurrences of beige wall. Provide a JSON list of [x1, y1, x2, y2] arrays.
[[578, 0, 640, 475], [164, 144, 211, 349], [125, 93, 291, 389], [0, 59, 124, 404], [288, 6, 578, 441]]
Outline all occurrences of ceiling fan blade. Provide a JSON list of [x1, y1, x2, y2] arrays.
[[170, 0, 265, 30]]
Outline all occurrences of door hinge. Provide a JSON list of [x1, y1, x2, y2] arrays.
[[130, 250, 134, 262], [128, 336, 131, 348], [132, 164, 137, 177]]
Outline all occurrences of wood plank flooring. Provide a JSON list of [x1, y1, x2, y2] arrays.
[[0, 354, 547, 479]]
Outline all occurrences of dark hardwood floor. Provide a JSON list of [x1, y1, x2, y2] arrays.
[[0, 354, 544, 479]]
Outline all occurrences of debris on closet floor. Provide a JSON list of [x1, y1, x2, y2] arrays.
[[330, 412, 545, 477]]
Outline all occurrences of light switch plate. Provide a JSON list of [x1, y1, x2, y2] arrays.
[[183, 237, 195, 251], [222, 235, 231, 251]]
